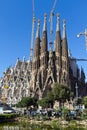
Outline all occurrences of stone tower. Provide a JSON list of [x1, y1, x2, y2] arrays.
[[34, 20, 40, 71], [55, 14, 62, 83], [1, 12, 86, 105], [61, 20, 69, 85], [30, 14, 70, 98], [40, 14, 48, 88]]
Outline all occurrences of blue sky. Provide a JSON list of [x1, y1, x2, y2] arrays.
[[0, 0, 87, 81]]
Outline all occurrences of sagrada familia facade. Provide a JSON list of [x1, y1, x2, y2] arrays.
[[31, 14, 69, 98], [0, 14, 86, 105]]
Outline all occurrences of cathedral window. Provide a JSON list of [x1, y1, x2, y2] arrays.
[[20, 78, 23, 81], [62, 61, 65, 69], [36, 62, 38, 69], [21, 71, 24, 75], [63, 72, 66, 83], [58, 57, 60, 65], [15, 70, 18, 74], [62, 60, 67, 69], [41, 57, 44, 65], [14, 76, 17, 81], [65, 61, 67, 69], [44, 57, 46, 64], [34, 62, 36, 69], [38, 60, 40, 67], [34, 62, 35, 69]]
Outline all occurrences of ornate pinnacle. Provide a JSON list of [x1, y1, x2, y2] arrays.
[[36, 19, 40, 38], [43, 13, 47, 31], [17, 57, 19, 62], [56, 13, 60, 31], [23, 56, 25, 62], [63, 19, 66, 39]]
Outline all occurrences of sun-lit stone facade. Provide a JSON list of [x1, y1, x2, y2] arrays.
[[0, 14, 86, 105]]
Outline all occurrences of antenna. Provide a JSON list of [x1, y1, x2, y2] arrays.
[[30, 0, 36, 70], [77, 29, 87, 50], [49, 0, 58, 50]]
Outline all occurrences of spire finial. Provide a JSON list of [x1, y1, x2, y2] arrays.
[[36, 19, 40, 38], [17, 57, 19, 62], [62, 19, 66, 39], [56, 13, 60, 31], [43, 13, 47, 31], [23, 56, 25, 62]]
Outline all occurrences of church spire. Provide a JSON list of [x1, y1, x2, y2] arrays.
[[61, 19, 69, 85], [81, 66, 85, 83], [41, 13, 48, 53], [62, 19, 66, 39], [40, 13, 48, 78], [56, 13, 60, 32], [43, 13, 47, 31], [34, 20, 40, 58], [36, 19, 40, 38], [33, 20, 41, 71], [55, 13, 61, 54], [62, 19, 68, 57], [55, 13, 62, 83]]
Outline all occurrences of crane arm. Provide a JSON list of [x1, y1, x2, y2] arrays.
[[51, 0, 57, 14], [77, 29, 87, 50], [77, 32, 85, 37], [49, 0, 58, 49], [70, 58, 87, 61], [32, 0, 35, 17], [30, 0, 36, 64]]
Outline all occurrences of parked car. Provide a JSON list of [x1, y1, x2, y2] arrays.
[[3, 109, 15, 114], [69, 110, 76, 117], [37, 109, 47, 115]]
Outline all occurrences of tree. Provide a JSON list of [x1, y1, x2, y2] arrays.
[[82, 96, 87, 108], [76, 97, 82, 105], [38, 91, 54, 108], [16, 101, 23, 108], [53, 83, 70, 108], [45, 91, 54, 108], [38, 98, 48, 108], [16, 97, 37, 109]]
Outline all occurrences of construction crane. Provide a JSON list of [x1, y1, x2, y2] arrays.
[[70, 58, 87, 61], [49, 0, 58, 50], [77, 28, 87, 50], [30, 0, 36, 71]]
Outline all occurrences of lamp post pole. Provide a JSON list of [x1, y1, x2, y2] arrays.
[[75, 83, 78, 99]]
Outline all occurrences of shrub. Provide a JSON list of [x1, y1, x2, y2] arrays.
[[0, 113, 17, 120]]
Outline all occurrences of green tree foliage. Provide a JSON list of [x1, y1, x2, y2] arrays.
[[38, 98, 48, 108], [76, 97, 82, 105], [16, 97, 37, 109], [38, 91, 54, 108], [46, 91, 54, 107], [53, 83, 70, 108], [82, 96, 87, 108], [16, 101, 23, 108]]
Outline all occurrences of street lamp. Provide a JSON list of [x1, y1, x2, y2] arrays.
[[77, 28, 87, 50], [75, 83, 78, 99]]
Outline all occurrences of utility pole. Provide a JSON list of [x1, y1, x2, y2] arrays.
[[77, 29, 87, 50]]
